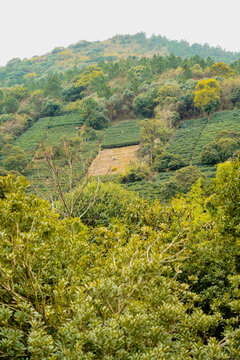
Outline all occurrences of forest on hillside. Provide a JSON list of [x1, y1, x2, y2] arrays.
[[1, 45, 240, 200], [1, 32, 240, 88], [1, 35, 240, 359]]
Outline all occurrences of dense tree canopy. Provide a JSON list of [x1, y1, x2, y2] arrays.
[[0, 155, 240, 358]]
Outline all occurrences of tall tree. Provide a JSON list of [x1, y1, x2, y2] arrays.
[[139, 119, 171, 164], [194, 79, 221, 121]]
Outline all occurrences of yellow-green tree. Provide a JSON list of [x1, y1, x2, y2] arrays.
[[194, 79, 221, 120], [74, 65, 105, 88], [211, 62, 236, 78]]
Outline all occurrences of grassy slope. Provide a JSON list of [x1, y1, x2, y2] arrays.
[[166, 117, 208, 164]]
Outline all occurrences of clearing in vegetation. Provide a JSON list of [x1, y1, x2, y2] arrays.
[[88, 145, 140, 176]]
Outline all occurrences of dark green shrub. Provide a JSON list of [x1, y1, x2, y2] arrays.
[[200, 132, 240, 165], [121, 163, 151, 183], [79, 97, 110, 130], [85, 111, 110, 130], [231, 87, 240, 105], [200, 142, 220, 165], [81, 126, 98, 141], [217, 138, 239, 160], [154, 152, 185, 172], [133, 88, 157, 118], [62, 84, 85, 102], [3, 95, 19, 113], [162, 165, 203, 198], [41, 99, 61, 117]]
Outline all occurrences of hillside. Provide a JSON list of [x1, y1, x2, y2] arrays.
[[1, 32, 240, 87], [0, 38, 240, 203], [10, 108, 240, 201], [1, 31, 240, 359]]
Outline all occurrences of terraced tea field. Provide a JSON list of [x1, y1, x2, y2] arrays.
[[166, 117, 208, 164], [15, 113, 84, 157], [167, 109, 240, 166], [192, 110, 240, 164], [12, 109, 240, 200], [102, 119, 140, 149]]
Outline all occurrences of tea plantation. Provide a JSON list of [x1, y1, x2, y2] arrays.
[[125, 110, 240, 199], [12, 109, 240, 200], [15, 113, 84, 157], [102, 119, 141, 149], [167, 109, 240, 166], [192, 109, 240, 164]]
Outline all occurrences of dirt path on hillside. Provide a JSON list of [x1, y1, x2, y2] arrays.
[[88, 145, 140, 176]]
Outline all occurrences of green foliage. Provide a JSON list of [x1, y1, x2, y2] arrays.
[[155, 83, 180, 106], [3, 95, 19, 113], [200, 133, 240, 165], [69, 181, 142, 226], [1, 160, 240, 358], [62, 84, 85, 102], [120, 162, 151, 183], [154, 152, 185, 172], [15, 113, 84, 157], [0, 144, 25, 157], [133, 88, 158, 118], [9, 85, 30, 100], [74, 65, 105, 88], [41, 98, 61, 117], [162, 165, 204, 198], [44, 73, 62, 98], [192, 110, 240, 164], [177, 92, 197, 119], [3, 153, 28, 173], [102, 119, 141, 149], [78, 97, 110, 130], [194, 79, 221, 117], [128, 65, 153, 91], [81, 125, 98, 141], [139, 119, 172, 163], [167, 110, 240, 167], [0, 144, 28, 174], [207, 156, 240, 235], [211, 62, 236, 78]]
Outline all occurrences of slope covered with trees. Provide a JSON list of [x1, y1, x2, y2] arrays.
[[0, 156, 240, 359], [1, 34, 240, 359], [1, 33, 240, 87], [0, 44, 240, 201]]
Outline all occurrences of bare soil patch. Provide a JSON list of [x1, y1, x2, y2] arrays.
[[88, 145, 140, 176]]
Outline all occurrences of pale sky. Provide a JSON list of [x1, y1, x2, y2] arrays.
[[0, 0, 239, 66]]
